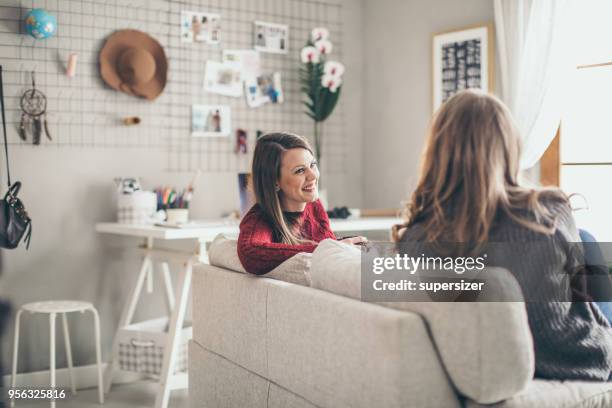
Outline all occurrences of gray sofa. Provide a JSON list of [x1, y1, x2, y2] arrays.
[[188, 238, 612, 407]]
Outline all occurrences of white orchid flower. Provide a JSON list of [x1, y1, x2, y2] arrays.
[[300, 46, 320, 63], [314, 39, 332, 55], [324, 61, 345, 78], [321, 74, 342, 92], [311, 27, 329, 42]]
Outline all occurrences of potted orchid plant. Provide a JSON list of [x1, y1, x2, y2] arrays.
[[300, 27, 345, 171]]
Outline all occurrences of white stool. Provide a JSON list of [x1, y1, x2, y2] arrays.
[[10, 301, 104, 407]]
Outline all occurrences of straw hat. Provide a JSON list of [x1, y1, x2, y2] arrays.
[[99, 29, 167, 100]]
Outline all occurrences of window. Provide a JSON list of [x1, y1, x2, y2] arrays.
[[561, 65, 612, 240], [558, 4, 612, 240]]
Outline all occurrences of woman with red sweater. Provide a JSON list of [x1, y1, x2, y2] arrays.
[[238, 132, 364, 275]]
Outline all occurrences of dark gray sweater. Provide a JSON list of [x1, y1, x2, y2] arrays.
[[400, 200, 612, 381]]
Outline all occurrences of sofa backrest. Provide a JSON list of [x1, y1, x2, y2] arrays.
[[192, 264, 462, 408], [310, 239, 535, 404], [205, 236, 535, 404]]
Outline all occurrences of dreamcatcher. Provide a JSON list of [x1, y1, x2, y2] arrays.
[[19, 71, 51, 145]]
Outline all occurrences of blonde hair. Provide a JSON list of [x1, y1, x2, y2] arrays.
[[252, 132, 314, 245], [392, 89, 567, 245]]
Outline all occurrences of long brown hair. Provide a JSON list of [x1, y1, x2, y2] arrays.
[[392, 89, 568, 244], [252, 132, 314, 245]]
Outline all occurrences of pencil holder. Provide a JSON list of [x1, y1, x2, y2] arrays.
[[166, 208, 189, 224]]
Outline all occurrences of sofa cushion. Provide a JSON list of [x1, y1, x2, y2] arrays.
[[309, 238, 362, 299], [208, 234, 312, 286], [208, 234, 246, 272], [310, 239, 534, 404], [466, 379, 612, 408]]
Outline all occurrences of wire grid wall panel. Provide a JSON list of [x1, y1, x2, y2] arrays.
[[0, 0, 347, 173]]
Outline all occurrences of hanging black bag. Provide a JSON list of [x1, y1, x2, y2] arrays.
[[0, 66, 31, 249]]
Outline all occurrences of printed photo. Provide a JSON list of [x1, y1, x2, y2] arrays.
[[245, 72, 284, 108], [192, 105, 231, 137], [253, 21, 289, 54], [223, 49, 261, 79], [181, 11, 221, 44], [204, 61, 243, 97]]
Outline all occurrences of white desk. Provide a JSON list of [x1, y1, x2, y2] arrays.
[[95, 217, 399, 408], [96, 216, 399, 239]]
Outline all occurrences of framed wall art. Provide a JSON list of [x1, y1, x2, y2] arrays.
[[432, 24, 494, 112]]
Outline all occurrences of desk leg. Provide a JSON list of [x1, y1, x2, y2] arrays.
[[104, 254, 152, 393], [146, 238, 154, 294], [154, 260, 192, 408], [161, 262, 175, 314]]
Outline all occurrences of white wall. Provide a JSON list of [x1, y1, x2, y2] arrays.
[[0, 0, 364, 373], [361, 0, 494, 208]]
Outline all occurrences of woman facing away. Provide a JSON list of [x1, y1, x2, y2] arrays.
[[238, 132, 364, 275], [393, 89, 612, 381]]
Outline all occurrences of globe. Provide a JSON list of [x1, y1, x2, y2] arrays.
[[24, 9, 57, 39]]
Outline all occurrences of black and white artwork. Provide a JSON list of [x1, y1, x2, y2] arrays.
[[433, 26, 490, 111]]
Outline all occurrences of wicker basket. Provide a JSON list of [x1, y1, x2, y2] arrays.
[[117, 317, 191, 376]]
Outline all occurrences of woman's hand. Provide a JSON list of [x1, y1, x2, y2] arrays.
[[339, 236, 368, 245]]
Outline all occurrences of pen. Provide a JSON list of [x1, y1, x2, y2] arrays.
[[163, 188, 171, 208]]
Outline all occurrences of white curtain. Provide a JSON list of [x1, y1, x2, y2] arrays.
[[494, 0, 574, 170]]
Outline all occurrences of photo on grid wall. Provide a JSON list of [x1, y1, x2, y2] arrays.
[[245, 72, 284, 108], [192, 105, 231, 137], [223, 49, 261, 78], [181, 11, 220, 44], [432, 24, 493, 111], [203, 60, 243, 97], [253, 21, 289, 54]]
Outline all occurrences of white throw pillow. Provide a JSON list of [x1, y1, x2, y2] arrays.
[[310, 239, 534, 404], [208, 234, 312, 286], [208, 234, 246, 273], [310, 238, 362, 298]]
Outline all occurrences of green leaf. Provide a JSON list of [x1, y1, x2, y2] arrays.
[[301, 101, 315, 115], [317, 87, 341, 122], [304, 111, 316, 120]]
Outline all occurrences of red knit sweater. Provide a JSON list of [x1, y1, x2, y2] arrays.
[[237, 200, 336, 275]]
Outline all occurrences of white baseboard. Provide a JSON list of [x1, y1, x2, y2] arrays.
[[2, 364, 144, 390]]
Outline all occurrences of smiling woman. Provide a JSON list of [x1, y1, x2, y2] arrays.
[[237, 132, 364, 275], [277, 146, 320, 212]]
